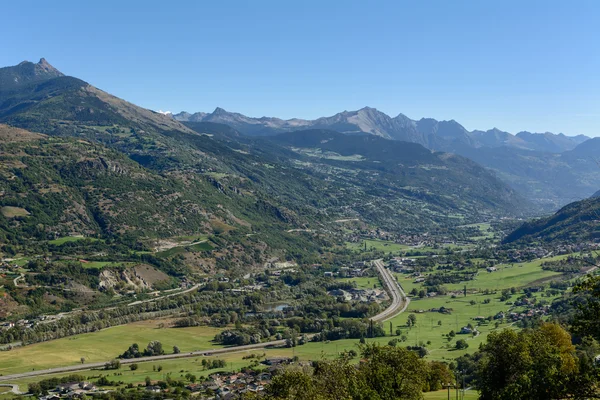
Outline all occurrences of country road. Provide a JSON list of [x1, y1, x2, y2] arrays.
[[0, 384, 22, 394], [0, 259, 408, 384], [371, 259, 410, 322]]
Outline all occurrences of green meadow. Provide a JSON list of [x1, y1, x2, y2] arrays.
[[48, 236, 100, 245], [339, 276, 382, 289], [346, 239, 411, 253], [0, 321, 225, 376]]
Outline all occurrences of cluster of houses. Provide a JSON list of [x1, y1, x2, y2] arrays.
[[0, 317, 36, 331], [388, 257, 417, 273], [505, 247, 551, 263], [0, 260, 21, 272], [184, 369, 275, 397], [35, 360, 292, 399], [38, 381, 99, 400], [346, 230, 443, 249], [324, 261, 368, 278], [328, 288, 388, 303]]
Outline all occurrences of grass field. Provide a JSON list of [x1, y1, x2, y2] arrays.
[[443, 255, 566, 292], [6, 337, 485, 396], [156, 241, 214, 257], [387, 253, 569, 361], [346, 239, 411, 253], [0, 206, 29, 218], [339, 276, 382, 289], [77, 261, 137, 269], [48, 236, 100, 245], [0, 320, 225, 376]]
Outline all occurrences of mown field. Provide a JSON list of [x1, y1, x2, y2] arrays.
[[444, 254, 569, 292], [339, 276, 382, 289], [346, 239, 410, 253], [48, 236, 101, 245], [0, 321, 225, 376]]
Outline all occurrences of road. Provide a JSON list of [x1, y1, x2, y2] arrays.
[[127, 283, 202, 306], [371, 259, 410, 322], [13, 273, 24, 287], [0, 384, 23, 394], [0, 340, 289, 383], [0, 259, 409, 384]]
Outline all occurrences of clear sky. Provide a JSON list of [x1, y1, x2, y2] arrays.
[[2, 0, 599, 136]]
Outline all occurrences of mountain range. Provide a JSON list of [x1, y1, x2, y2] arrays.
[[0, 58, 528, 264], [174, 108, 599, 208], [173, 107, 589, 153]]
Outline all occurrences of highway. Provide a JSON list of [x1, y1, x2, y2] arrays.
[[371, 259, 410, 322], [0, 340, 288, 383], [0, 259, 409, 384]]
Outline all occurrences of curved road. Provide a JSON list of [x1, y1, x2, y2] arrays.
[[371, 259, 410, 322], [0, 259, 409, 384]]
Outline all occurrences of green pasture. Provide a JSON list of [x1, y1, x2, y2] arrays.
[[339, 276, 382, 289], [346, 239, 410, 253], [48, 236, 100, 245], [0, 321, 225, 376]]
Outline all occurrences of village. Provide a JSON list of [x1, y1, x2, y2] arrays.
[[31, 358, 295, 400]]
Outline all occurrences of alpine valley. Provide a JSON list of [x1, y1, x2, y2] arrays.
[[2, 58, 600, 400]]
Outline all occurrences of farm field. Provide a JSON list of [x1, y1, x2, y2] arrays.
[[0, 206, 29, 218], [7, 335, 484, 396], [48, 236, 102, 245], [76, 261, 137, 269], [443, 255, 569, 292], [339, 276, 382, 289], [346, 239, 411, 253], [388, 253, 569, 360], [0, 321, 225, 376]]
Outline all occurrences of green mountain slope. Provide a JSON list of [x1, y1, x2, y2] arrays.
[[453, 142, 600, 209], [0, 59, 530, 245], [504, 197, 600, 243], [258, 130, 531, 232]]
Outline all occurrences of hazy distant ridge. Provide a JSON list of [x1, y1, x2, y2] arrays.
[[174, 107, 590, 153]]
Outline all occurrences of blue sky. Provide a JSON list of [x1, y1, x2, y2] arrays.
[[2, 0, 599, 136]]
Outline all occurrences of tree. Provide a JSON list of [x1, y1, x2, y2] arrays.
[[477, 324, 582, 400], [359, 343, 429, 399], [104, 359, 121, 370], [265, 343, 429, 400], [120, 343, 141, 359], [145, 376, 152, 387], [267, 369, 319, 399], [455, 339, 468, 350], [143, 341, 164, 357], [573, 275, 600, 340], [426, 361, 454, 392], [129, 363, 138, 371], [407, 313, 417, 327], [80, 357, 85, 364], [28, 383, 42, 396], [173, 345, 181, 354], [418, 290, 426, 298]]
